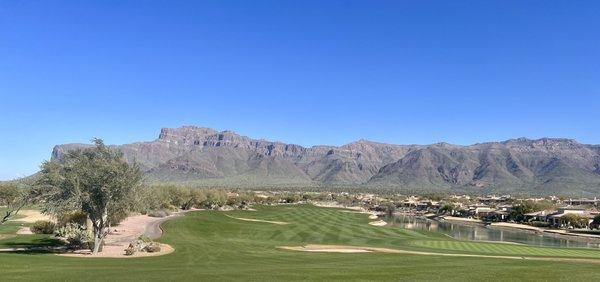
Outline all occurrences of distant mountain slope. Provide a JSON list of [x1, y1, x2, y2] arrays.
[[50, 126, 600, 195]]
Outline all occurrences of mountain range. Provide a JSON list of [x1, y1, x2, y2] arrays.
[[50, 126, 600, 196]]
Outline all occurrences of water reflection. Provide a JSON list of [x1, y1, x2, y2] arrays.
[[390, 215, 600, 249]]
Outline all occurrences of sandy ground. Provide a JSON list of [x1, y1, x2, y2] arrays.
[[440, 216, 482, 223], [57, 211, 188, 258], [16, 226, 33, 235], [312, 202, 368, 213], [224, 214, 288, 225], [278, 244, 600, 265], [369, 220, 387, 226], [490, 222, 543, 232], [280, 245, 373, 253], [11, 210, 54, 223], [340, 210, 366, 214], [368, 214, 379, 220], [544, 229, 600, 239]]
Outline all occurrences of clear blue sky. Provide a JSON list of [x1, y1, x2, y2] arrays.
[[1, 1, 599, 180]]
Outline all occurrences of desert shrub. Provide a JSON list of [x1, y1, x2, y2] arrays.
[[529, 221, 551, 228], [144, 242, 161, 253], [124, 245, 136, 256], [31, 220, 56, 234], [148, 209, 171, 218], [560, 214, 589, 229], [138, 235, 152, 243], [56, 223, 93, 249], [125, 237, 160, 254], [57, 211, 88, 227]]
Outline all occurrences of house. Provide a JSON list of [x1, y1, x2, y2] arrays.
[[484, 205, 513, 221], [497, 204, 513, 213], [449, 195, 471, 201], [467, 204, 494, 218], [547, 206, 593, 227], [524, 210, 552, 222], [564, 198, 599, 206], [401, 196, 419, 208], [416, 200, 440, 211], [488, 210, 509, 221]]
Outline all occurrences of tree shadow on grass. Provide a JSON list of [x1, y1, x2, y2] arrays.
[[0, 236, 67, 255]]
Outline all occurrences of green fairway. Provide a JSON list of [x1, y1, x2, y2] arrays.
[[2, 204, 600, 281], [410, 240, 600, 258], [0, 207, 27, 236]]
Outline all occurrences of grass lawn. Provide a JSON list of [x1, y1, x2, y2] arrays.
[[0, 207, 28, 235], [1, 204, 600, 281]]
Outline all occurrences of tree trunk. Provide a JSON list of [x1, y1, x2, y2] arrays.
[[92, 232, 102, 255], [91, 209, 108, 255]]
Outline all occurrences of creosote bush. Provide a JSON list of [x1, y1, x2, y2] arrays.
[[56, 223, 93, 249], [57, 211, 88, 227], [31, 220, 56, 234]]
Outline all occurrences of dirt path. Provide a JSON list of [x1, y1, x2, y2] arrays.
[[279, 244, 600, 265], [58, 210, 190, 258]]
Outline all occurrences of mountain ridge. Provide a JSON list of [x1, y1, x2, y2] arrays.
[[50, 126, 600, 196]]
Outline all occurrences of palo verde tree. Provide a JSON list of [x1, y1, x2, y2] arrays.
[[0, 182, 33, 224], [38, 139, 141, 255]]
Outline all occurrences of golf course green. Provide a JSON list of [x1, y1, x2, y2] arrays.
[[1, 204, 600, 281]]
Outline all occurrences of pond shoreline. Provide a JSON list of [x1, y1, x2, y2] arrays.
[[392, 213, 600, 248]]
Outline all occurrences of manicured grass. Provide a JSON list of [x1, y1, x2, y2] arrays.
[[0, 207, 27, 235], [410, 240, 600, 258], [0, 234, 63, 249], [1, 204, 600, 281]]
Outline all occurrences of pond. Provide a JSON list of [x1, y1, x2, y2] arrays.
[[390, 214, 600, 249]]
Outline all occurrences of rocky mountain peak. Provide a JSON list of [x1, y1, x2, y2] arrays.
[[158, 126, 218, 144], [48, 126, 600, 196]]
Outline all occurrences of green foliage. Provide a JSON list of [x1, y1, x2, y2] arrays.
[[559, 214, 589, 228], [144, 242, 161, 253], [57, 211, 88, 227], [30, 220, 56, 234], [510, 200, 555, 222], [0, 182, 32, 224], [438, 203, 456, 215], [145, 185, 215, 210], [592, 215, 600, 228], [56, 223, 93, 249], [38, 139, 142, 254], [204, 189, 228, 208], [124, 245, 136, 256], [138, 235, 152, 243], [529, 221, 551, 228], [147, 209, 171, 218]]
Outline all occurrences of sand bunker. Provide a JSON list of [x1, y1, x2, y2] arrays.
[[224, 214, 288, 225], [279, 244, 600, 265], [11, 210, 54, 223], [16, 226, 33, 235], [280, 245, 373, 253], [369, 220, 387, 226], [368, 214, 379, 220]]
